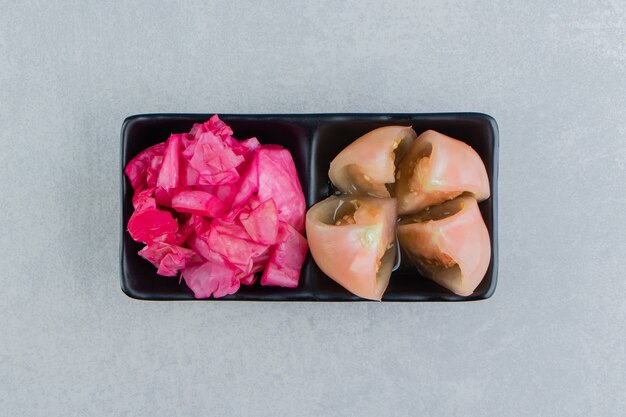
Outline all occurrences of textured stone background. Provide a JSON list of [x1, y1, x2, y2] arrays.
[[1, 1, 625, 416]]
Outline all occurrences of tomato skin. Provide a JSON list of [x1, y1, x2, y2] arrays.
[[306, 196, 397, 300], [329, 126, 416, 198], [398, 196, 490, 296], [395, 130, 490, 215]]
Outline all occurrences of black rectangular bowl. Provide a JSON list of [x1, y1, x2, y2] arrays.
[[121, 113, 498, 301]]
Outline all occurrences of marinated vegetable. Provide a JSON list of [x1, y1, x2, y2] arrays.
[[306, 196, 397, 301], [395, 130, 490, 215], [124, 115, 308, 299], [308, 126, 491, 299], [397, 195, 490, 296], [329, 126, 416, 198]]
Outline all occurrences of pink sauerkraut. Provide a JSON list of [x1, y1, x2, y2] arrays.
[[125, 115, 307, 298]]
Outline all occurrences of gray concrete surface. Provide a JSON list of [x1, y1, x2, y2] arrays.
[[1, 1, 625, 416]]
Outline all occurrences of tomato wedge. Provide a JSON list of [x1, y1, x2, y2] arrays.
[[329, 126, 416, 198], [395, 130, 490, 215], [306, 195, 397, 300], [397, 195, 490, 296]]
